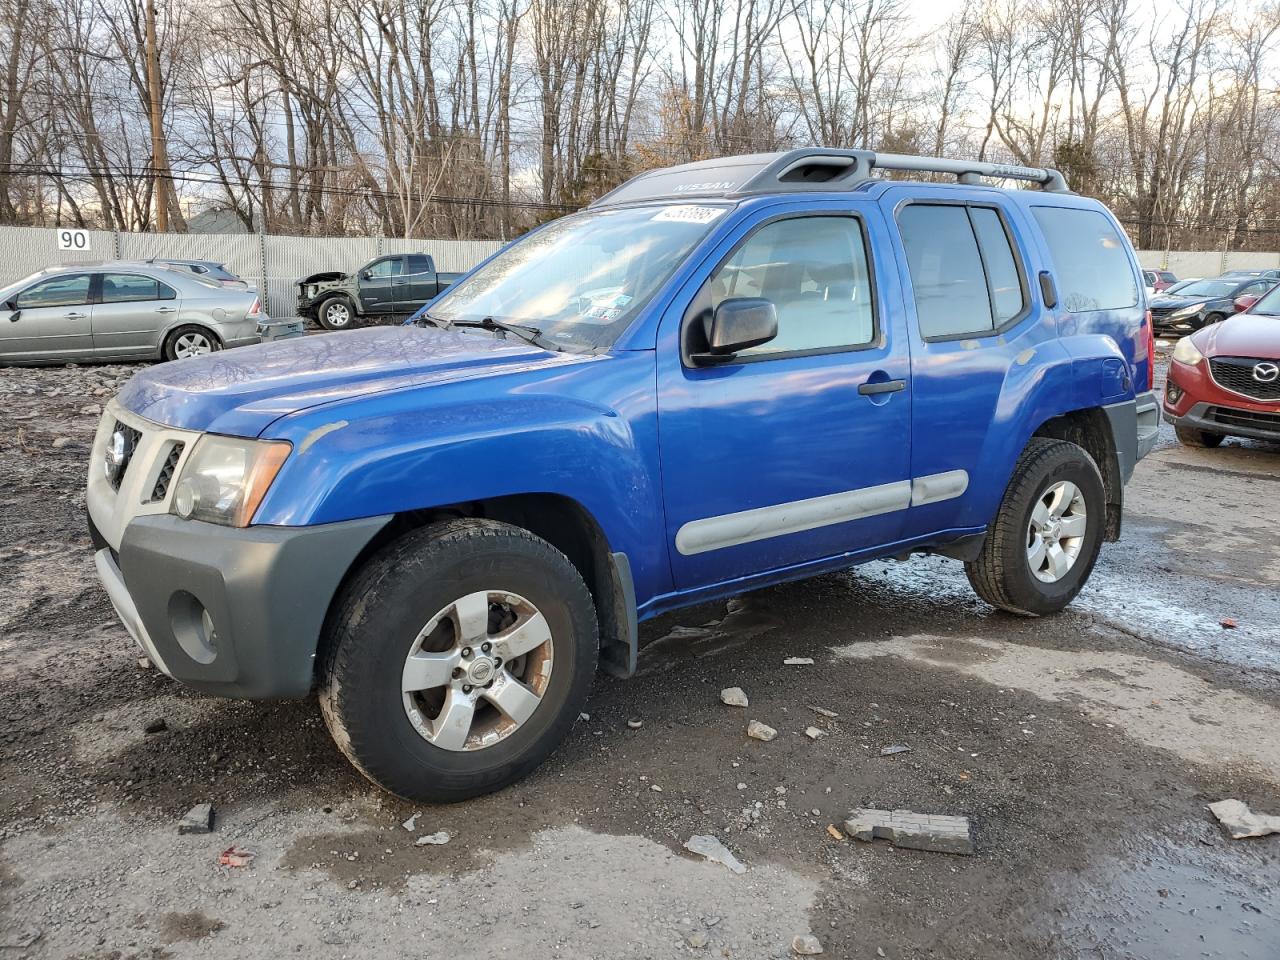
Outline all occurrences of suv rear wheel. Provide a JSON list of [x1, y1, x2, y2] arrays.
[[965, 438, 1106, 616], [319, 519, 598, 802]]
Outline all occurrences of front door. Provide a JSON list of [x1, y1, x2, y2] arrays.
[[360, 256, 402, 315], [655, 206, 913, 590], [92, 272, 181, 357], [0, 272, 95, 360]]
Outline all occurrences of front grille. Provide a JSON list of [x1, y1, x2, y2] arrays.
[[1209, 356, 1280, 401], [107, 422, 143, 491], [1206, 405, 1280, 433], [149, 442, 184, 502]]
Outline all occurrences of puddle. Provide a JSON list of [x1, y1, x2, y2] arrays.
[[834, 633, 1280, 782], [849, 555, 1280, 674], [1048, 843, 1280, 959]]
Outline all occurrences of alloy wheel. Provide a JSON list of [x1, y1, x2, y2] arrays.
[[1026, 480, 1088, 583], [401, 590, 554, 751]]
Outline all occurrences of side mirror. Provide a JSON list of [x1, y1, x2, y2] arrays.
[[4, 299, 18, 321], [692, 297, 778, 365], [360, 270, 372, 280]]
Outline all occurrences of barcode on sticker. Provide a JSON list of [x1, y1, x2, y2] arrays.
[[653, 206, 724, 224]]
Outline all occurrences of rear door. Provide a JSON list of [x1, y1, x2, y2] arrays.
[[655, 202, 913, 590], [396, 254, 438, 313], [91, 272, 180, 357], [359, 256, 402, 315], [881, 190, 1045, 539], [0, 273, 94, 360]]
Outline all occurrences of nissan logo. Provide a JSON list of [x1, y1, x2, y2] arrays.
[[1254, 361, 1280, 383]]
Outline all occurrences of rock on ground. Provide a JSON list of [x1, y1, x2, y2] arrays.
[[720, 687, 749, 707], [844, 808, 974, 856], [747, 720, 778, 742], [1209, 799, 1280, 839], [792, 933, 824, 954], [683, 834, 746, 874]]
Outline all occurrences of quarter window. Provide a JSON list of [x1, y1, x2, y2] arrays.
[[16, 274, 91, 308], [706, 216, 876, 357], [406, 254, 432, 274], [897, 204, 1027, 339], [101, 273, 175, 304], [1031, 206, 1137, 312]]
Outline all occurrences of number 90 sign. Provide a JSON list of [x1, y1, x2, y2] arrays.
[[56, 228, 90, 251]]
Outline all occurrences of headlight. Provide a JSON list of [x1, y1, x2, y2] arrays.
[[1171, 337, 1204, 366], [170, 435, 290, 527], [1170, 305, 1201, 318]]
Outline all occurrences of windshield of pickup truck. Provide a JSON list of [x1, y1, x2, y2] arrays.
[[427, 203, 731, 351]]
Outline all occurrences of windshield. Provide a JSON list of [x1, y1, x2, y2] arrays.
[[1172, 279, 1239, 298], [1249, 284, 1280, 316], [427, 203, 731, 351]]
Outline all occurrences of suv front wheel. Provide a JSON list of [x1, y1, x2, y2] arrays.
[[319, 519, 598, 802], [965, 438, 1106, 616]]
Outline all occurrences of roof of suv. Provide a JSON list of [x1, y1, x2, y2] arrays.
[[591, 148, 1071, 209]]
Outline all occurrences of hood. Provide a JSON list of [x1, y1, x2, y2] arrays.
[[117, 326, 569, 436], [1150, 294, 1217, 310], [1198, 312, 1280, 359]]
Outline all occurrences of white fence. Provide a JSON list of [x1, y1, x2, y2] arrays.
[[0, 225, 504, 317], [0, 222, 1271, 315], [1134, 249, 1280, 278]]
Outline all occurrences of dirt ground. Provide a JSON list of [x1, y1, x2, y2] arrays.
[[1, 354, 1278, 960]]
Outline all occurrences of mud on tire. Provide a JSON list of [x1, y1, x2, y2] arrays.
[[318, 518, 598, 802]]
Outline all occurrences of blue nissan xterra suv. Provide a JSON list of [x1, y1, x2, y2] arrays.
[[87, 149, 1160, 801]]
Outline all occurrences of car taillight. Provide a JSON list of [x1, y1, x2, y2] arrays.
[[247, 298, 262, 317], [1143, 309, 1155, 392]]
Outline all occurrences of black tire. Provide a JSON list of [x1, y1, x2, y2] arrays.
[[1175, 424, 1225, 448], [965, 438, 1106, 617], [318, 518, 598, 802], [162, 325, 222, 361], [1203, 312, 1225, 326], [316, 296, 357, 330]]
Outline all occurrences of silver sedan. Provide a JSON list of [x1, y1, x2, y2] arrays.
[[0, 263, 264, 363]]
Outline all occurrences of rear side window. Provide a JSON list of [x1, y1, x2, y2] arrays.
[[101, 273, 176, 303], [407, 254, 433, 274], [1032, 207, 1137, 312], [897, 204, 1027, 339]]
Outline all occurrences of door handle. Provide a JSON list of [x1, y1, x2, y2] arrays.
[[858, 379, 906, 396], [64, 311, 87, 319], [156, 306, 177, 314], [392, 280, 408, 286]]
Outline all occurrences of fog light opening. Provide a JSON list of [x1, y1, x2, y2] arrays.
[[168, 590, 219, 664]]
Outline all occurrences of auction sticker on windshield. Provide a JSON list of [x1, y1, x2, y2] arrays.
[[653, 205, 725, 224]]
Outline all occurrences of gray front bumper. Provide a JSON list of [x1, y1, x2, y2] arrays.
[[95, 513, 389, 698]]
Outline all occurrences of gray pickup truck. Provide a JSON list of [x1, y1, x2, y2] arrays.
[[297, 253, 461, 330]]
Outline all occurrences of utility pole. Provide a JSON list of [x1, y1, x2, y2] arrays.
[[145, 0, 169, 231]]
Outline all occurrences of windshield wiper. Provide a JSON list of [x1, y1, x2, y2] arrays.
[[451, 317, 563, 352], [413, 311, 449, 329]]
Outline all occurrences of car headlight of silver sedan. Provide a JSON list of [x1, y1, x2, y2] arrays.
[[170, 435, 291, 527]]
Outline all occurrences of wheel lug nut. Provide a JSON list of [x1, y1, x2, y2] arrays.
[[452, 667, 463, 679], [493, 658, 502, 668], [462, 647, 472, 658], [463, 684, 472, 693], [481, 642, 491, 653]]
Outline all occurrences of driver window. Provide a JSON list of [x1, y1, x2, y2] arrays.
[[709, 216, 875, 357], [16, 274, 92, 309]]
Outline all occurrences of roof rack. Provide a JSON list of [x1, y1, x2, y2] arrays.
[[590, 148, 1071, 208]]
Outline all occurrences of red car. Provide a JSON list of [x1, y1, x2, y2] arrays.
[[1163, 290, 1280, 447]]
